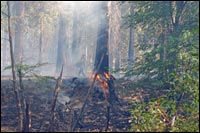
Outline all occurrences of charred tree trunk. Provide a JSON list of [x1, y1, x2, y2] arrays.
[[48, 65, 63, 132], [94, 2, 119, 131], [94, 1, 109, 74], [94, 1, 118, 103]]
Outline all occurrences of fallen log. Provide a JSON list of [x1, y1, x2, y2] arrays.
[[48, 65, 63, 132]]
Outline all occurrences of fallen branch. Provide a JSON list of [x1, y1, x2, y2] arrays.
[[72, 54, 105, 131], [48, 65, 63, 132]]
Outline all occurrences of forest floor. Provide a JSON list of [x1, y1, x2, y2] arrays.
[[1, 76, 152, 132]]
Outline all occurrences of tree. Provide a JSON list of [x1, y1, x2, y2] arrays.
[[109, 1, 121, 71], [127, 2, 134, 69], [94, 1, 109, 74], [128, 1, 199, 131], [7, 1, 23, 131], [127, 1, 199, 86], [94, 1, 119, 108]]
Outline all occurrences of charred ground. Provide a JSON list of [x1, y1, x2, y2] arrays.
[[1, 76, 144, 132]]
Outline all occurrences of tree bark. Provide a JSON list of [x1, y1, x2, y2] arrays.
[[48, 65, 63, 132], [93, 2, 119, 131], [114, 2, 121, 70], [94, 1, 109, 74]]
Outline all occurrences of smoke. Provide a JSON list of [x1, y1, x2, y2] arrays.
[[1, 1, 105, 78]]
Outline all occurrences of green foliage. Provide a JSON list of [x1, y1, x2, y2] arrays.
[[4, 62, 56, 88], [126, 1, 199, 132], [125, 1, 199, 87], [4, 62, 48, 77], [130, 65, 199, 132], [130, 98, 170, 132], [130, 92, 199, 132], [130, 49, 199, 131]]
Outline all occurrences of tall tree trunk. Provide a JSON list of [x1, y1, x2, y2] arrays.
[[115, 43, 120, 70], [94, 3, 118, 130], [7, 1, 23, 131], [38, 19, 43, 64], [14, 1, 24, 64], [94, 0, 118, 108], [56, 14, 67, 74], [94, 1, 109, 74], [109, 23, 114, 70], [114, 2, 121, 70], [127, 2, 134, 69]]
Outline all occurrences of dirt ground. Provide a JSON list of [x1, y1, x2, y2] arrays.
[[1, 77, 143, 132]]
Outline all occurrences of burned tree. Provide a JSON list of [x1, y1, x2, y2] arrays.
[[72, 2, 118, 131], [94, 1, 109, 74], [94, 2, 118, 131], [94, 1, 118, 104]]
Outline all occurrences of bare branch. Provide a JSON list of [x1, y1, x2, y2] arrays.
[[48, 65, 64, 132], [72, 54, 105, 131]]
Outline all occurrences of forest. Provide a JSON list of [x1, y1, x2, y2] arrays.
[[1, 1, 199, 132]]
